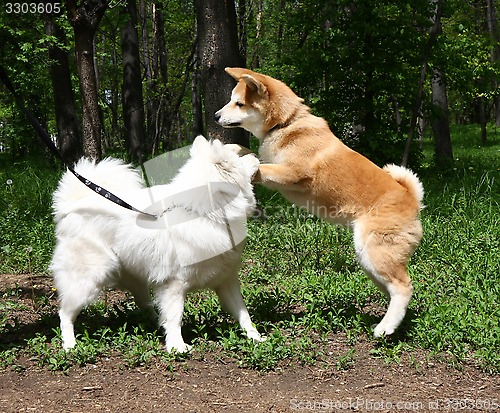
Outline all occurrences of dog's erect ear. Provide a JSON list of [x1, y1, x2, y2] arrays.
[[225, 68, 267, 95], [225, 67, 249, 80], [191, 135, 209, 155], [241, 74, 267, 96], [210, 138, 225, 157]]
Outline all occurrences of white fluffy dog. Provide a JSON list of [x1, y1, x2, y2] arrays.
[[51, 136, 264, 352]]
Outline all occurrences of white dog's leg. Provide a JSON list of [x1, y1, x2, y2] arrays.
[[216, 277, 265, 343], [155, 282, 191, 353], [53, 240, 118, 350], [59, 308, 77, 350], [57, 278, 101, 350]]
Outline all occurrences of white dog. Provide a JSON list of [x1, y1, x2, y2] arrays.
[[51, 136, 264, 352]]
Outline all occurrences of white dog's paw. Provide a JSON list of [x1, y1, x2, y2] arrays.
[[62, 337, 77, 351], [247, 329, 266, 343], [165, 341, 193, 354], [372, 323, 395, 338]]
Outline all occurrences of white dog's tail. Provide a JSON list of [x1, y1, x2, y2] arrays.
[[383, 164, 424, 208], [53, 158, 143, 217]]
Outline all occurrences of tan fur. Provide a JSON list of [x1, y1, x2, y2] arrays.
[[216, 68, 424, 337]]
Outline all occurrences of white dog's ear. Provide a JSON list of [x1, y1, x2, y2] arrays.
[[211, 138, 224, 151], [241, 74, 267, 96], [191, 135, 209, 155]]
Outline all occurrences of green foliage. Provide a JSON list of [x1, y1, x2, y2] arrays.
[[1, 0, 498, 164], [439, 1, 500, 122], [0, 13, 60, 158], [246, 0, 434, 165]]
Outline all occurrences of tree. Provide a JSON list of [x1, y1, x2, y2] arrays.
[[194, 0, 248, 146], [486, 0, 500, 126], [402, 0, 446, 166], [431, 68, 453, 159], [191, 26, 204, 138], [121, 0, 146, 162], [66, 0, 107, 160], [1, 0, 497, 168], [44, 15, 82, 165], [429, 0, 452, 161]]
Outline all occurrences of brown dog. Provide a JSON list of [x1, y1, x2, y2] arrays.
[[215, 68, 424, 337]]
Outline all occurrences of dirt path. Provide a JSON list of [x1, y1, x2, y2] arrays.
[[1, 274, 499, 412], [1, 352, 499, 412]]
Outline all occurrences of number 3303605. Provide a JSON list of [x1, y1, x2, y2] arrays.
[[6, 3, 61, 14]]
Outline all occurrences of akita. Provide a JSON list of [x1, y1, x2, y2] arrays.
[[216, 68, 424, 337]]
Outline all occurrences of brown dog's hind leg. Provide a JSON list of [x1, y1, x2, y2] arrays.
[[371, 270, 413, 337], [353, 222, 418, 337]]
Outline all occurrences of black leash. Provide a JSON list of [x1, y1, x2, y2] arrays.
[[0, 66, 157, 219]]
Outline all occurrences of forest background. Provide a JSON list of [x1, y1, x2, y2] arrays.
[[0, 0, 498, 168], [0, 0, 500, 379]]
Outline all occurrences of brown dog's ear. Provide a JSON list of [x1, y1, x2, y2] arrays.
[[241, 74, 267, 96], [225, 67, 249, 80]]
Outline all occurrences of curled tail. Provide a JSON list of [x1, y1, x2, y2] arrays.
[[383, 164, 424, 208], [53, 158, 143, 218]]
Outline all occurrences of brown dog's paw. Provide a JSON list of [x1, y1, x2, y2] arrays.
[[225, 143, 254, 157]]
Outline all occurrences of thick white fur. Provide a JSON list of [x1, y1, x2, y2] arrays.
[[51, 136, 263, 352]]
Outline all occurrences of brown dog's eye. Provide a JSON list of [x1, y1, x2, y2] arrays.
[[236, 102, 245, 107]]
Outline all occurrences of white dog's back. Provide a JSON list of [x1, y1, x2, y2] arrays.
[[52, 158, 143, 221]]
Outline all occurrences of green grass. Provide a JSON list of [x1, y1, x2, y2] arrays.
[[0, 123, 499, 373], [0, 155, 59, 273]]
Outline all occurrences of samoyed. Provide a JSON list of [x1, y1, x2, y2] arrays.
[[51, 136, 264, 352]]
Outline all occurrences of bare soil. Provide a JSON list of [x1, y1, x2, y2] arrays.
[[1, 274, 499, 413]]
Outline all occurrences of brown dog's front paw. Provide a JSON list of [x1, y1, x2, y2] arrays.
[[225, 143, 254, 157]]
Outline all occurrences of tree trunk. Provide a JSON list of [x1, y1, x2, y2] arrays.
[[431, 68, 453, 160], [486, 0, 500, 126], [121, 0, 146, 162], [153, 2, 172, 148], [44, 15, 82, 165], [194, 0, 248, 146], [110, 24, 120, 148], [401, 0, 444, 167], [251, 0, 262, 69], [66, 0, 107, 161], [192, 30, 204, 138], [478, 98, 488, 145], [238, 0, 247, 63], [140, 0, 156, 153]]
